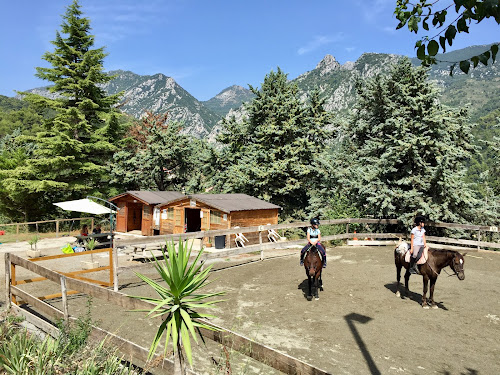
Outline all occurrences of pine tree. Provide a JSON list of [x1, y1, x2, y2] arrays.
[[335, 57, 483, 225], [215, 69, 333, 217], [0, 0, 122, 220]]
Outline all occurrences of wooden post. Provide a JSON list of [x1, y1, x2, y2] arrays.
[[113, 240, 119, 292], [16, 224, 19, 235], [5, 253, 11, 310], [60, 275, 69, 321], [259, 231, 263, 261], [477, 230, 481, 251], [56, 220, 60, 238], [109, 248, 114, 288], [10, 261, 17, 305], [91, 218, 94, 233], [346, 223, 349, 234], [36, 222, 39, 233]]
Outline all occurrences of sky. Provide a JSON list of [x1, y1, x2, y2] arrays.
[[0, 0, 498, 101]]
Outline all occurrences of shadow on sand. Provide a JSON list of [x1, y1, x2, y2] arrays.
[[384, 282, 448, 310]]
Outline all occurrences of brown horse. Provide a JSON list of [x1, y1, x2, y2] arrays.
[[394, 241, 465, 308], [303, 245, 324, 300]]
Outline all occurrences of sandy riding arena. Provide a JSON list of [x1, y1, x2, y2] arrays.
[[1, 244, 499, 374]]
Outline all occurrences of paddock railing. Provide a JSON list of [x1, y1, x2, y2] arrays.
[[4, 252, 333, 375]]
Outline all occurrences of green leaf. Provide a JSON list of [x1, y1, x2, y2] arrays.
[[445, 25, 456, 46], [456, 17, 468, 33], [471, 56, 479, 68], [459, 60, 470, 74], [417, 45, 426, 60], [439, 36, 447, 53], [427, 40, 439, 56], [491, 44, 499, 63], [478, 53, 489, 66]]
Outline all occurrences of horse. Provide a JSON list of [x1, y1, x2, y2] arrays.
[[303, 245, 325, 300], [394, 241, 465, 308]]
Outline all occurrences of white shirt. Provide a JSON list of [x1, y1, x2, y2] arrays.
[[411, 226, 426, 247]]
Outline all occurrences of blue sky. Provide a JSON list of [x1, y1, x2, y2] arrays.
[[0, 0, 498, 101]]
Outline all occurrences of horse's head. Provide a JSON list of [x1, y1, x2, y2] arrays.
[[304, 247, 321, 277], [450, 252, 466, 280]]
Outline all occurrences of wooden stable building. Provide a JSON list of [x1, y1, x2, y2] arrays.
[[109, 191, 184, 236], [109, 192, 281, 245]]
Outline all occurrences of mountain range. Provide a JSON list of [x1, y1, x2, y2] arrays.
[[17, 43, 500, 139]]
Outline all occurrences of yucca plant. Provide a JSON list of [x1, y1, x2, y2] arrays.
[[132, 240, 225, 375]]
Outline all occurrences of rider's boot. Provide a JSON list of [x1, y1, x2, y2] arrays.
[[409, 256, 418, 274], [323, 257, 327, 268]]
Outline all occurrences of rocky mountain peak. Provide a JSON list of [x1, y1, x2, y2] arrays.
[[315, 54, 341, 76]]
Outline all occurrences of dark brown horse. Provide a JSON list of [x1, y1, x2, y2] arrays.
[[303, 245, 324, 300], [394, 241, 465, 308]]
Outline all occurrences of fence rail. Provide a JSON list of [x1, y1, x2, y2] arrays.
[[0, 217, 95, 237]]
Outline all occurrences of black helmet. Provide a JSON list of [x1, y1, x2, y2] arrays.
[[415, 215, 426, 225], [310, 218, 320, 226]]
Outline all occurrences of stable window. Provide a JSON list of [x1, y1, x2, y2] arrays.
[[210, 211, 222, 224], [167, 208, 174, 219]]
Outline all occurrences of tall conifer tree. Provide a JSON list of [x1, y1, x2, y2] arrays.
[[0, 0, 121, 220], [215, 69, 333, 217], [335, 58, 482, 225]]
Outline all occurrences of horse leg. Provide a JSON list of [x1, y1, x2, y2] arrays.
[[404, 268, 411, 298], [429, 277, 438, 309], [396, 262, 402, 297], [422, 276, 429, 309], [314, 277, 319, 300], [307, 275, 312, 299]]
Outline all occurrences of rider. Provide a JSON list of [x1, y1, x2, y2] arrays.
[[300, 218, 326, 268], [409, 215, 427, 274]]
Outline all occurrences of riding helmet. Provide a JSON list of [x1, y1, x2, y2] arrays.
[[415, 215, 426, 225], [310, 218, 320, 226]]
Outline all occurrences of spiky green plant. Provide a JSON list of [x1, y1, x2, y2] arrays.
[[132, 240, 225, 373]]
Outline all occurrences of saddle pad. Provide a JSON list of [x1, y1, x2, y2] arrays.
[[404, 247, 428, 265]]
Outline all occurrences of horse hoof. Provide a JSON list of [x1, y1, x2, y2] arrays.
[[395, 291, 400, 298], [422, 305, 429, 309], [315, 297, 319, 301], [431, 304, 438, 309]]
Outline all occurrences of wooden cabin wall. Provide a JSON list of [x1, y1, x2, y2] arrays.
[[229, 209, 279, 245]]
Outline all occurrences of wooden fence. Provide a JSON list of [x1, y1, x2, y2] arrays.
[[5, 253, 333, 375], [0, 217, 94, 237]]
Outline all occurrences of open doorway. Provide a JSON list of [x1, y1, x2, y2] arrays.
[[185, 208, 201, 232]]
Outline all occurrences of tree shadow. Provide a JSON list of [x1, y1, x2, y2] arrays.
[[384, 282, 448, 310], [344, 313, 381, 375], [440, 368, 478, 375]]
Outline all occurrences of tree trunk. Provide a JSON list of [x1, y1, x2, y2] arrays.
[[173, 340, 186, 375]]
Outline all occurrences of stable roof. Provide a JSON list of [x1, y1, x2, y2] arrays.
[[160, 193, 281, 213], [109, 191, 185, 205]]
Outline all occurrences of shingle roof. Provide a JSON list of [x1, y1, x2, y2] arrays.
[[110, 191, 281, 213], [187, 194, 281, 213], [110, 191, 185, 205]]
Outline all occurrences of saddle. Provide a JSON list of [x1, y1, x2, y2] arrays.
[[306, 245, 324, 262], [404, 247, 428, 265]]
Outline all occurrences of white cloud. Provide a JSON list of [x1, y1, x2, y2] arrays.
[[345, 46, 356, 52], [297, 33, 344, 55]]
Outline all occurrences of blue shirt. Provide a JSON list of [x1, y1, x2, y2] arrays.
[[307, 227, 320, 239]]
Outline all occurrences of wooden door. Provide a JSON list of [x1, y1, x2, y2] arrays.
[[201, 209, 210, 232], [173, 207, 184, 234]]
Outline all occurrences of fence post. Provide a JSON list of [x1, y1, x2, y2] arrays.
[[477, 230, 481, 251], [113, 239, 119, 292], [259, 231, 263, 261], [346, 223, 349, 234], [60, 275, 69, 321], [56, 220, 60, 238], [16, 224, 19, 235], [4, 253, 11, 310], [10, 261, 17, 305]]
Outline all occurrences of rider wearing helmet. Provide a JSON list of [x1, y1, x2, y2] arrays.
[[300, 218, 326, 268], [409, 215, 427, 274]]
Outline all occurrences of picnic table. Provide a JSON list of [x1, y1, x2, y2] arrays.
[[75, 232, 114, 249]]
